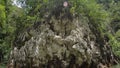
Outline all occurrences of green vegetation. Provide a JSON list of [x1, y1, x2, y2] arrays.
[[0, 0, 120, 65]]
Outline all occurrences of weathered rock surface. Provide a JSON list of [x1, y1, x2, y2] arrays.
[[8, 14, 118, 68]]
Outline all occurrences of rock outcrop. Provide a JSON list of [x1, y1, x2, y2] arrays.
[[8, 13, 118, 68]]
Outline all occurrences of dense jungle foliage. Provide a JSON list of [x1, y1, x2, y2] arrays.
[[0, 0, 120, 66]]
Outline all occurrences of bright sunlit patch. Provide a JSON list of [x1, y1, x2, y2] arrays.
[[35, 46, 39, 55], [14, 47, 17, 51], [12, 0, 22, 8]]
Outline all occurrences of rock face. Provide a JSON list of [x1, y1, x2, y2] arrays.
[[8, 14, 118, 68]]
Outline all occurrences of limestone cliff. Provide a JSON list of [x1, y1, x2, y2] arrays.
[[8, 13, 118, 68]]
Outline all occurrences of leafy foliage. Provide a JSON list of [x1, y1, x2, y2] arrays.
[[90, 0, 120, 57]]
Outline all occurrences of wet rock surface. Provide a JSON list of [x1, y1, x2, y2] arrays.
[[8, 15, 118, 68]]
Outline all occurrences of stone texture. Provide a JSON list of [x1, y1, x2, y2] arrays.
[[8, 14, 118, 68]]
